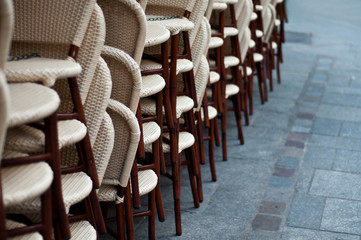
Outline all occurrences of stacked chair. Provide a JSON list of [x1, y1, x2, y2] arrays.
[[0, 0, 288, 239]]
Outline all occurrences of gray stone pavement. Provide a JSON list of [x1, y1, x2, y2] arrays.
[[101, 0, 361, 239]]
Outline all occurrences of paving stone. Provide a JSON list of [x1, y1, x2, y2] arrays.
[[317, 104, 361, 122], [281, 227, 359, 240], [322, 92, 361, 108], [252, 215, 282, 231], [310, 170, 361, 201], [245, 231, 280, 240], [312, 117, 342, 136], [321, 198, 361, 235], [296, 167, 314, 193], [334, 149, 361, 173], [263, 188, 294, 203], [282, 148, 305, 159], [296, 113, 315, 120], [259, 201, 286, 215], [253, 111, 290, 129], [285, 140, 305, 149], [268, 176, 293, 188], [291, 125, 311, 133], [287, 193, 324, 229], [311, 72, 328, 82], [340, 121, 361, 139], [288, 132, 309, 142], [294, 118, 313, 128], [303, 146, 335, 169], [273, 167, 296, 178], [276, 157, 300, 169]]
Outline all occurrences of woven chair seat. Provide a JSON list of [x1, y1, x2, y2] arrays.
[[212, 2, 227, 11], [210, 71, 220, 84], [201, 106, 218, 121], [8, 82, 60, 127], [98, 170, 157, 203], [145, 22, 170, 48], [256, 29, 263, 38], [275, 19, 281, 27], [254, 52, 264, 62], [255, 5, 263, 11], [2, 162, 53, 208], [249, 39, 256, 48], [272, 41, 278, 49], [240, 66, 253, 76], [211, 27, 238, 38], [8, 172, 92, 214], [175, 59, 193, 75], [2, 150, 27, 159], [5, 120, 87, 153], [69, 221, 97, 240], [215, 0, 237, 3], [209, 37, 223, 49], [160, 131, 195, 153], [6, 58, 82, 87], [6, 219, 42, 240], [224, 56, 240, 68], [137, 170, 157, 196], [225, 83, 239, 98], [142, 121, 161, 146], [140, 58, 193, 75], [277, 0, 283, 3], [146, 15, 194, 35], [251, 12, 258, 21], [140, 74, 165, 98], [141, 95, 194, 119]]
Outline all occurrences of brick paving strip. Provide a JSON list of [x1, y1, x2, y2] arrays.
[[250, 56, 334, 236]]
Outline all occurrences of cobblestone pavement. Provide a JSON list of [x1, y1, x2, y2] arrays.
[[101, 0, 361, 239]]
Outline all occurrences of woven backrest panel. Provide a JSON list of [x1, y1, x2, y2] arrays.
[[263, 4, 275, 42], [0, 0, 12, 69], [237, 0, 253, 46], [98, 0, 146, 65], [137, 0, 148, 10], [189, 0, 208, 47], [0, 71, 10, 160], [12, 0, 95, 47], [146, 0, 196, 15], [93, 113, 114, 184], [205, 0, 214, 21], [240, 27, 251, 62], [194, 19, 210, 112], [102, 46, 141, 113], [104, 100, 140, 187]]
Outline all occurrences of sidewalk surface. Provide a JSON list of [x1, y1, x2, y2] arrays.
[[102, 0, 361, 239]]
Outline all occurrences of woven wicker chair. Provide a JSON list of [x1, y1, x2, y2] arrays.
[[3, 3, 108, 238], [0, 0, 60, 239], [208, 0, 245, 161]]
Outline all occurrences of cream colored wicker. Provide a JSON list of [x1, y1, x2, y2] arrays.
[[7, 83, 60, 127], [93, 113, 114, 185], [205, 0, 215, 20], [6, 220, 42, 240], [212, 2, 227, 11], [256, 29, 264, 38], [2, 162, 53, 208], [145, 23, 170, 48], [201, 106, 218, 121], [102, 46, 141, 113], [103, 99, 140, 191], [254, 52, 264, 62], [98, 0, 146, 65], [142, 122, 161, 145], [209, 37, 224, 49], [140, 75, 166, 98], [210, 71, 220, 84], [225, 84, 240, 99], [69, 220, 97, 240], [141, 95, 194, 119], [6, 0, 97, 86]]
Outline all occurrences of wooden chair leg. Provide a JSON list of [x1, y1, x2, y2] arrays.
[[209, 119, 217, 181], [148, 190, 156, 240], [255, 61, 265, 104], [124, 183, 135, 240], [152, 139, 165, 222], [116, 203, 125, 240], [185, 149, 200, 207]]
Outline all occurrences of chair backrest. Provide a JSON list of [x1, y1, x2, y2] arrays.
[[12, 0, 95, 48], [102, 46, 142, 113], [193, 18, 211, 112], [262, 4, 275, 42], [137, 0, 148, 10], [0, 71, 9, 161], [93, 112, 114, 184], [98, 0, 147, 65], [205, 0, 215, 21], [189, 0, 209, 47], [103, 99, 140, 188], [0, 0, 12, 69], [146, 0, 197, 17]]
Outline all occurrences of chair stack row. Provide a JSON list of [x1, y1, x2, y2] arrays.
[[0, 0, 288, 239]]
